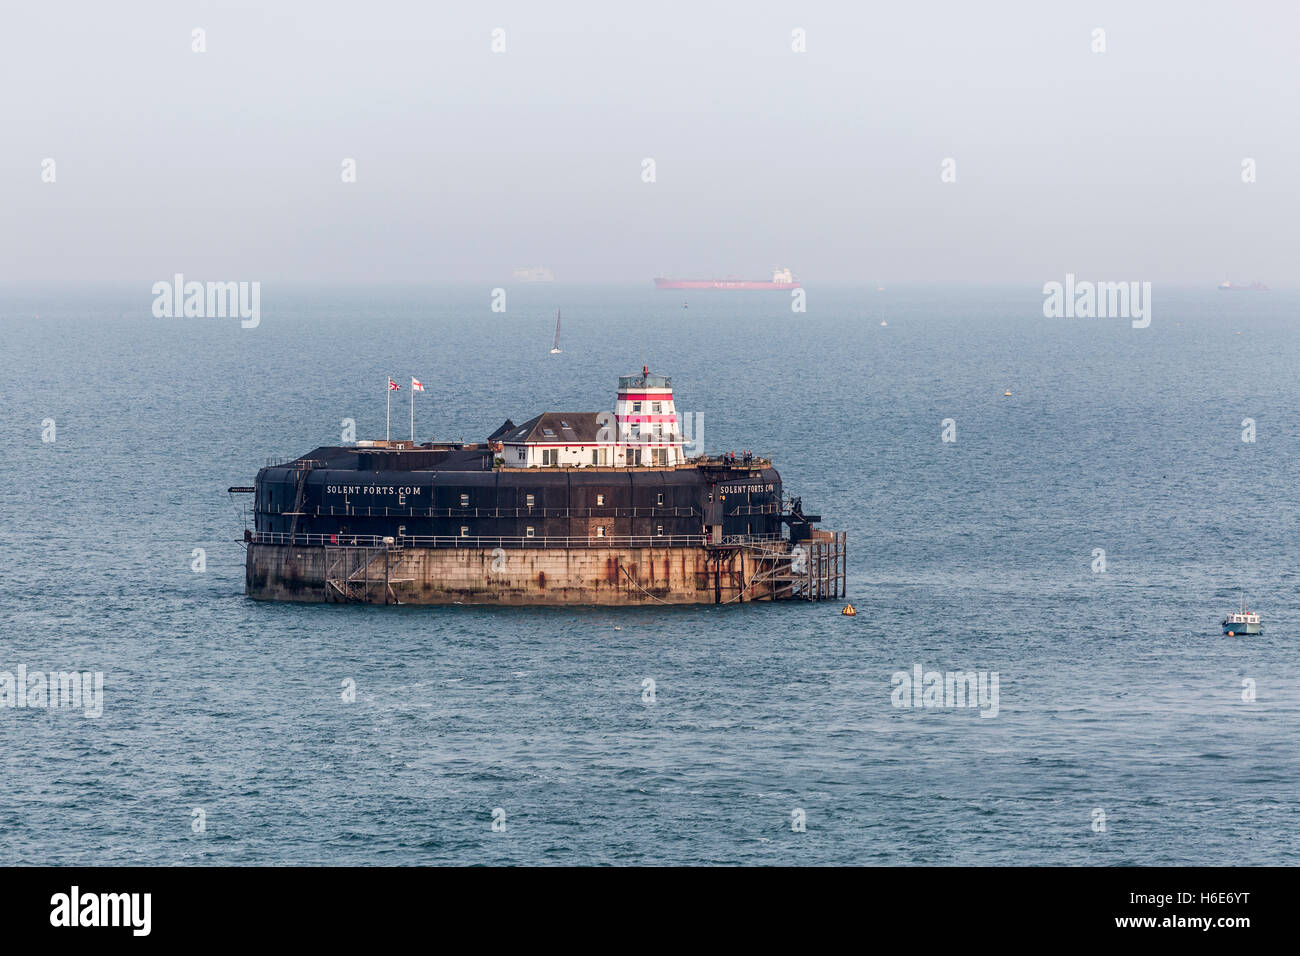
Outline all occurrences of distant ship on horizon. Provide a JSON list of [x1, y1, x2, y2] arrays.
[[654, 267, 800, 290], [1218, 279, 1269, 291]]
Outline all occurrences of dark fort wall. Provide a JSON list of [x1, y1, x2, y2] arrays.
[[254, 447, 784, 542]]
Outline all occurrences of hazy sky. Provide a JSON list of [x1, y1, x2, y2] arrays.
[[2, 1, 1296, 282]]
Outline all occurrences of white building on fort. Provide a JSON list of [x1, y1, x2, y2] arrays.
[[496, 367, 686, 468]]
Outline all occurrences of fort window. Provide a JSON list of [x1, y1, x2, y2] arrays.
[[595, 526, 605, 537], [656, 525, 664, 536], [526, 494, 535, 508], [632, 401, 641, 413], [657, 493, 664, 505], [459, 493, 469, 507], [596, 494, 605, 506], [526, 526, 535, 538]]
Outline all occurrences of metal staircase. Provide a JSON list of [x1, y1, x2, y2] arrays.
[[731, 532, 847, 601], [324, 545, 410, 604]]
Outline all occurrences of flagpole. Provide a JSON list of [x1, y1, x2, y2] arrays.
[[386, 377, 391, 442], [410, 379, 415, 443]]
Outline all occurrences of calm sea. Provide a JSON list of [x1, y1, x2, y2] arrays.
[[1, 281, 1297, 864]]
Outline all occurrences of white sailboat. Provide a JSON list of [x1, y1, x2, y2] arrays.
[[550, 309, 563, 353]]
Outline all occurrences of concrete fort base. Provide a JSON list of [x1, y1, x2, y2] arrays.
[[245, 542, 790, 605]]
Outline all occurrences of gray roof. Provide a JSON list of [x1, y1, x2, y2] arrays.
[[500, 412, 605, 444], [618, 371, 671, 389]]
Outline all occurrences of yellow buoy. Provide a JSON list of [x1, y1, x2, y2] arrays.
[[841, 603, 857, 616], [1003, 389, 1012, 397]]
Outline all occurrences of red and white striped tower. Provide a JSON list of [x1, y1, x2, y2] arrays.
[[615, 366, 684, 466]]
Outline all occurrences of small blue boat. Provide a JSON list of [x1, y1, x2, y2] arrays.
[[1222, 592, 1263, 636]]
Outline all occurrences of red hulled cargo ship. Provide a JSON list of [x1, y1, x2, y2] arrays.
[[654, 267, 799, 290]]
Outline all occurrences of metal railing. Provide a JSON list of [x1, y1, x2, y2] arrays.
[[725, 503, 781, 516], [261, 454, 770, 470], [250, 531, 707, 549], [719, 533, 786, 546], [264, 457, 327, 469], [692, 454, 771, 468], [261, 505, 703, 519]]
